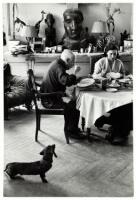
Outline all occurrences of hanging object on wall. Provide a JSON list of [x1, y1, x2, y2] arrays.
[[12, 3, 17, 39], [15, 17, 26, 32], [12, 3, 26, 39]]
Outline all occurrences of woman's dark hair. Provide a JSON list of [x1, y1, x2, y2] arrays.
[[104, 43, 119, 58]]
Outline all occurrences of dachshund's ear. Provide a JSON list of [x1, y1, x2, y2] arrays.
[[40, 150, 44, 155], [52, 144, 55, 148], [52, 144, 57, 157]]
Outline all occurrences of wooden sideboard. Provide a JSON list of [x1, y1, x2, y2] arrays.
[[4, 51, 133, 82]]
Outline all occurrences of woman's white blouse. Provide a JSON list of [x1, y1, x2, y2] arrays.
[[92, 57, 125, 78]]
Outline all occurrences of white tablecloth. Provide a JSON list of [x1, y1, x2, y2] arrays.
[[77, 90, 133, 128]]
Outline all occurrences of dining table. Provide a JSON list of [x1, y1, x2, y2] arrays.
[[76, 78, 133, 140]]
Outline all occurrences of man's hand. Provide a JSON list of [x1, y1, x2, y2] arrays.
[[57, 91, 65, 97], [101, 71, 106, 77]]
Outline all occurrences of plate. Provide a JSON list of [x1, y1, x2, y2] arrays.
[[108, 83, 120, 88], [118, 78, 130, 83], [106, 72, 121, 79], [106, 88, 118, 92], [77, 78, 95, 88]]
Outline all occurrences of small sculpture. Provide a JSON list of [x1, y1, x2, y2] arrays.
[[105, 4, 121, 35], [35, 10, 47, 37], [35, 11, 56, 47], [120, 30, 129, 46], [45, 13, 56, 47]]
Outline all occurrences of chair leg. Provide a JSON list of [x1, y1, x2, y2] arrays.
[[38, 115, 41, 130], [64, 131, 70, 144], [4, 95, 9, 120], [81, 117, 85, 131], [35, 114, 40, 142]]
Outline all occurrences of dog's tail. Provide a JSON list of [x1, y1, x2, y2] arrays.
[[52, 144, 57, 158]]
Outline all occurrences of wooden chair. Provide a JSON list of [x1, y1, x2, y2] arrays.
[[90, 54, 104, 74], [27, 69, 71, 144]]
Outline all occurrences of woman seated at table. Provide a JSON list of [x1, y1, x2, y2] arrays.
[[93, 43, 133, 145], [92, 43, 125, 80]]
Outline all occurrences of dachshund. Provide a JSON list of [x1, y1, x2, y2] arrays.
[[4, 144, 57, 183]]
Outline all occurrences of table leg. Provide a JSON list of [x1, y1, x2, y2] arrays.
[[83, 118, 105, 142], [87, 128, 92, 141], [81, 117, 85, 131]]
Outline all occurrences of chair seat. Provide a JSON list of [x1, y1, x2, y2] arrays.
[[37, 101, 64, 115]]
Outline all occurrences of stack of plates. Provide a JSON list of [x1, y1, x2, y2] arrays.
[[118, 78, 130, 83], [77, 78, 95, 89]]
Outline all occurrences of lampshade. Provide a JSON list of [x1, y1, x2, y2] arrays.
[[20, 25, 38, 37], [91, 20, 109, 34]]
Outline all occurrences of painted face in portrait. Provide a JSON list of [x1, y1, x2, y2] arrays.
[[63, 9, 83, 40]]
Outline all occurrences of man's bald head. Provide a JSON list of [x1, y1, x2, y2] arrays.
[[60, 49, 75, 69]]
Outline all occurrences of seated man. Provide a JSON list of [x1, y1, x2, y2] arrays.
[[59, 8, 90, 51], [40, 49, 85, 139]]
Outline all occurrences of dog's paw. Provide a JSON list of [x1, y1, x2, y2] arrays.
[[4, 171, 13, 179], [42, 179, 48, 183]]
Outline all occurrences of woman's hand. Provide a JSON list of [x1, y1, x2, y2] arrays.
[[101, 71, 106, 77], [106, 72, 121, 79]]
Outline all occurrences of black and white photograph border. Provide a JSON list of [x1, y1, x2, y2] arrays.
[[1, 0, 136, 199]]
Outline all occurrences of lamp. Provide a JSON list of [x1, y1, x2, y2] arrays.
[[21, 25, 38, 52], [92, 20, 108, 34], [91, 20, 109, 51]]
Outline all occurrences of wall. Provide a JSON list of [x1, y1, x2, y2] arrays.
[[4, 3, 133, 44], [16, 3, 67, 43]]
